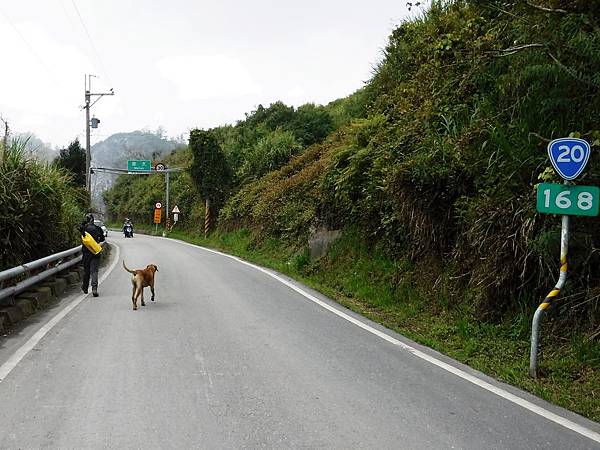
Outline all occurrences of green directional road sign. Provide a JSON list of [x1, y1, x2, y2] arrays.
[[536, 183, 600, 217], [127, 160, 151, 172]]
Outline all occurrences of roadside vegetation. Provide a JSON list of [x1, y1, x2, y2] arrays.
[[0, 139, 88, 270], [104, 0, 600, 420]]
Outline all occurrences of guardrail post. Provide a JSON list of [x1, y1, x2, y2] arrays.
[[529, 214, 569, 378]]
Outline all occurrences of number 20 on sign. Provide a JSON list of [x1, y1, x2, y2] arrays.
[[548, 138, 591, 180], [536, 183, 600, 217]]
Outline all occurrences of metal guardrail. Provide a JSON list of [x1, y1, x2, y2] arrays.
[[0, 245, 83, 302]]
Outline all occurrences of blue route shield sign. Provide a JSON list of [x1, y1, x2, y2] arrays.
[[547, 138, 591, 181]]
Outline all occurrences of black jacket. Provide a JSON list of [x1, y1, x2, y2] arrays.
[[80, 222, 105, 257]]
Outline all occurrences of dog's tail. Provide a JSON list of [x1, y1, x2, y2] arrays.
[[122, 260, 136, 274]]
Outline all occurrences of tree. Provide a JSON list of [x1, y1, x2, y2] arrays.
[[55, 139, 86, 186], [189, 129, 233, 233], [243, 102, 294, 131], [290, 103, 334, 146]]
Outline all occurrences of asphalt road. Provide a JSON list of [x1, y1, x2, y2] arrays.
[[0, 233, 599, 449]]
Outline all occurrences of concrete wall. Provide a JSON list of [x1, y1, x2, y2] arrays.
[[308, 228, 342, 261]]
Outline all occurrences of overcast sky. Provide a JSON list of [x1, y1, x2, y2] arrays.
[[0, 0, 411, 148]]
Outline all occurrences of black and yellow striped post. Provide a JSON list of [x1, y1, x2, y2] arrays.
[[204, 198, 211, 237], [529, 214, 569, 378]]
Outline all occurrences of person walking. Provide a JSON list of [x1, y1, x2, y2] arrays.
[[78, 213, 105, 297]]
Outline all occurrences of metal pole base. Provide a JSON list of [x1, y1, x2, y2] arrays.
[[529, 307, 545, 378]]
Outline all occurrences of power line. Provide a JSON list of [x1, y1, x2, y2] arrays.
[[59, 0, 80, 37], [70, 0, 114, 87], [0, 7, 62, 88]]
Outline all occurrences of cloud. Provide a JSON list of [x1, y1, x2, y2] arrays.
[[285, 85, 306, 100], [156, 54, 262, 100], [0, 19, 94, 117]]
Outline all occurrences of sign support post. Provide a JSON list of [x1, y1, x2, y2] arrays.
[[153, 202, 162, 236], [529, 212, 569, 377], [166, 171, 170, 228], [529, 137, 595, 377]]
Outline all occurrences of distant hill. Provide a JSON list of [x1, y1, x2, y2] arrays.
[[90, 130, 180, 213], [12, 132, 57, 162]]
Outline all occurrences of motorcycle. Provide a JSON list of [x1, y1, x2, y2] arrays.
[[124, 224, 134, 238]]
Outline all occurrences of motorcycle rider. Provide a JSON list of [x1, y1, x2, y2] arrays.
[[123, 218, 134, 237]]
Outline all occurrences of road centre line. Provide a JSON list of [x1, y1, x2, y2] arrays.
[[171, 237, 600, 444], [0, 242, 121, 383]]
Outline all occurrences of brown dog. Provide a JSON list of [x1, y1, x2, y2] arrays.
[[122, 261, 158, 310]]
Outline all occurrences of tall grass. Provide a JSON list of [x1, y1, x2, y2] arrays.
[[0, 138, 88, 270]]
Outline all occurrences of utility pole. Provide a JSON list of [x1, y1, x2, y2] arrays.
[[85, 80, 90, 191], [165, 171, 170, 223], [84, 74, 114, 192]]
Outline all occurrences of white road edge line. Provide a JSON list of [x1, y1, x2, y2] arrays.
[[170, 237, 600, 444], [0, 242, 121, 383]]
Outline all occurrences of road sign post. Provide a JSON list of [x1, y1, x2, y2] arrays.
[[165, 171, 170, 227], [153, 202, 162, 235], [530, 138, 596, 378]]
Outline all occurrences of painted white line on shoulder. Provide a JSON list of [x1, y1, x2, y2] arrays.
[[0, 242, 121, 383], [169, 237, 600, 444]]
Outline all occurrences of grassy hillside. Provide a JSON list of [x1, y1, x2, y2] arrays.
[[103, 0, 600, 419], [223, 0, 600, 321]]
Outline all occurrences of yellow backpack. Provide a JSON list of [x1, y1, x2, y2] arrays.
[[81, 231, 102, 255]]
